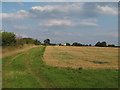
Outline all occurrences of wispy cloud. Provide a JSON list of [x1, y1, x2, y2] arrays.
[[79, 22, 98, 26], [2, 10, 29, 20], [39, 19, 98, 27], [39, 20, 74, 26], [13, 25, 28, 30], [97, 5, 117, 15], [17, 2, 24, 6]]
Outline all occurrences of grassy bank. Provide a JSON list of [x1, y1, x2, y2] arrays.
[[2, 44, 33, 54], [3, 46, 118, 88], [2, 44, 39, 58]]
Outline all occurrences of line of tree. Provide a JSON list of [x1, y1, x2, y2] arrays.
[[57, 42, 116, 47], [0, 31, 117, 47]]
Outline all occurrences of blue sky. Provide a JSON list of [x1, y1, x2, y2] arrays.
[[1, 2, 118, 45]]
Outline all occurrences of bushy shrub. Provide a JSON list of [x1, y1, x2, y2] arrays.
[[2, 32, 16, 46]]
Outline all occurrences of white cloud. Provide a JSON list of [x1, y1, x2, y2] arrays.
[[97, 5, 117, 15], [39, 20, 74, 26], [1, 3, 118, 21], [31, 3, 84, 13], [2, 10, 29, 20], [31, 6, 56, 11]]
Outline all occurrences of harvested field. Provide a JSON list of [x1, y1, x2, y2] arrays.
[[44, 46, 118, 69]]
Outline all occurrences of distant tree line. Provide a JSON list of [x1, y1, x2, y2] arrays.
[[57, 42, 116, 47], [0, 31, 117, 47]]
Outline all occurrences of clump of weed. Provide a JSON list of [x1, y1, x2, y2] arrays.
[[53, 66, 58, 69], [47, 67, 50, 69], [91, 61, 109, 64], [78, 67, 82, 70], [66, 67, 72, 70]]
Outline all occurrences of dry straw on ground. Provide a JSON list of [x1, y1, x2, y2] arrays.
[[44, 46, 118, 69]]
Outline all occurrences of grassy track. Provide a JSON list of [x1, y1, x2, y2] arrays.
[[3, 46, 45, 88], [3, 46, 118, 88]]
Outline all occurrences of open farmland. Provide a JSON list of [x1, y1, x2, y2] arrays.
[[44, 46, 118, 69], [2, 46, 118, 88], [2, 2, 119, 88]]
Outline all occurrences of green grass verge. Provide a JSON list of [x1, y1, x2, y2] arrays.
[[3, 46, 118, 88]]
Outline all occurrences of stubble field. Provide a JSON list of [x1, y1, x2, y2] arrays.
[[44, 46, 118, 69]]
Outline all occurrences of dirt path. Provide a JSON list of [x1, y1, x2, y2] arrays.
[[2, 45, 39, 58]]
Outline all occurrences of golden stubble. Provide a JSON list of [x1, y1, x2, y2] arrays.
[[44, 46, 118, 69]]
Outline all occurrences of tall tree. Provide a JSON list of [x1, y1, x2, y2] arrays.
[[95, 41, 101, 46], [66, 43, 70, 46], [100, 41, 107, 47], [95, 41, 107, 47], [89, 44, 92, 46], [44, 39, 50, 45]]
